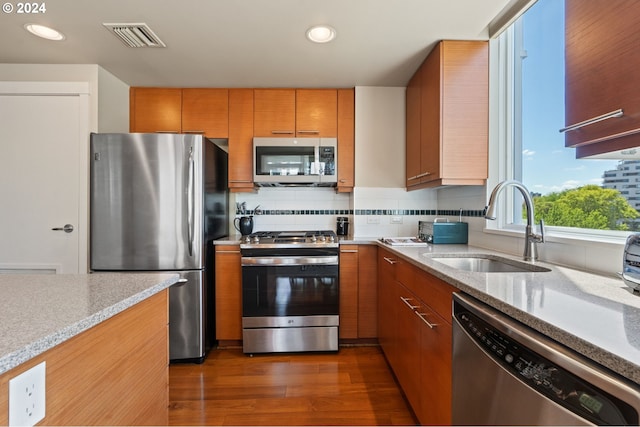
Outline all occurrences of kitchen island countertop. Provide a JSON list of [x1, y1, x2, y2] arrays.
[[0, 273, 179, 376]]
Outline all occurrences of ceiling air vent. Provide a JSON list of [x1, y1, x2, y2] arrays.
[[103, 23, 166, 48]]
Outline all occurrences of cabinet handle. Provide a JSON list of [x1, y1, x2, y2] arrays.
[[559, 109, 623, 133], [383, 256, 397, 265], [407, 175, 420, 181], [217, 250, 241, 254], [229, 180, 253, 183], [155, 130, 181, 133], [340, 249, 358, 253], [339, 179, 347, 183], [400, 297, 419, 310], [416, 172, 431, 178], [297, 130, 320, 134], [183, 130, 205, 134], [271, 130, 295, 135], [415, 311, 438, 329]]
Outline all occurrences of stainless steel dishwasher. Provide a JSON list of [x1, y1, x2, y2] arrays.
[[452, 293, 640, 425]]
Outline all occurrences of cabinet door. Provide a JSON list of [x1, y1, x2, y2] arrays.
[[565, 0, 640, 157], [395, 283, 423, 418], [182, 88, 228, 138], [357, 245, 378, 338], [420, 42, 442, 184], [440, 40, 488, 182], [253, 89, 295, 136], [228, 89, 255, 192], [130, 87, 182, 133], [214, 245, 242, 341], [339, 245, 359, 339], [419, 307, 452, 425], [296, 89, 337, 137], [337, 88, 355, 192], [377, 249, 398, 363], [406, 71, 422, 187]]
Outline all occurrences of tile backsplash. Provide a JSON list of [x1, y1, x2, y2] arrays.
[[232, 187, 485, 237]]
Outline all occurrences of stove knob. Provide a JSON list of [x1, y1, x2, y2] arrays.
[[242, 235, 250, 243], [251, 236, 260, 244], [310, 235, 317, 243], [318, 235, 326, 242], [328, 235, 335, 242]]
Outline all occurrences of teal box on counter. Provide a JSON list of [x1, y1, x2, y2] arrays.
[[419, 220, 468, 244]]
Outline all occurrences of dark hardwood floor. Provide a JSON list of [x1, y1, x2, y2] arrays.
[[169, 346, 418, 426]]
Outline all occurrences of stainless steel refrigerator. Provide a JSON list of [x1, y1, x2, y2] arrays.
[[90, 133, 228, 363]]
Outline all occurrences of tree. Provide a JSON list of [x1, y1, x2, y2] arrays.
[[532, 185, 639, 230]]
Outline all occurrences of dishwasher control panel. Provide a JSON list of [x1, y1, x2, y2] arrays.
[[456, 308, 638, 425]]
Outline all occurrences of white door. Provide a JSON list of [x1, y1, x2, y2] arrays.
[[0, 87, 88, 274]]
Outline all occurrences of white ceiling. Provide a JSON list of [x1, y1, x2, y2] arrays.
[[0, 0, 510, 88]]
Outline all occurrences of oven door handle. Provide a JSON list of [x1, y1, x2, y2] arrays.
[[241, 256, 339, 266]]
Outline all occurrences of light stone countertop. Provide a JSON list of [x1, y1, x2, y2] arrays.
[[378, 243, 640, 386], [0, 272, 179, 376]]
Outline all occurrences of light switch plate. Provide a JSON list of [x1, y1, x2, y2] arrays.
[[9, 361, 46, 427]]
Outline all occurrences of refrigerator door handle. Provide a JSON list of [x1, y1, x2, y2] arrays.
[[187, 146, 195, 257]]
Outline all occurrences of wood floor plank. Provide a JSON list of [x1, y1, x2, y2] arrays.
[[169, 346, 418, 426]]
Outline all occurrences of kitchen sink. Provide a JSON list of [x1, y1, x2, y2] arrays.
[[427, 254, 551, 273]]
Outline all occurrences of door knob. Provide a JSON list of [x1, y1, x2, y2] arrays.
[[51, 224, 74, 233]]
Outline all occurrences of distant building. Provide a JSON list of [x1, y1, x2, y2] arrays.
[[602, 160, 640, 210]]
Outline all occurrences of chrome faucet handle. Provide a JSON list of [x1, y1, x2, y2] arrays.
[[539, 219, 545, 243]]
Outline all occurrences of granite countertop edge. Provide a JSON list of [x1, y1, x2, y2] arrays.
[[0, 273, 178, 376]]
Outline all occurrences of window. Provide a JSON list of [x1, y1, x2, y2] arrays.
[[492, 0, 639, 236]]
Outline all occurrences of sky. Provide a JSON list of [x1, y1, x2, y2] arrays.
[[520, 0, 619, 195]]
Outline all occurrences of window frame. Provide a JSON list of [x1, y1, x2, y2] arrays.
[[486, 7, 632, 246]]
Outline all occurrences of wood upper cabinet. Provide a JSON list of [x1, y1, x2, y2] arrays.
[[406, 40, 488, 189], [253, 89, 338, 137], [337, 88, 355, 192], [296, 89, 338, 136], [565, 0, 640, 158], [181, 88, 229, 138], [130, 87, 182, 133], [215, 245, 243, 341], [130, 87, 229, 138], [253, 89, 296, 136], [228, 89, 255, 192]]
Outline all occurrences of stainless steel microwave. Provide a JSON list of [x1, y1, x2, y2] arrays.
[[253, 137, 338, 186]]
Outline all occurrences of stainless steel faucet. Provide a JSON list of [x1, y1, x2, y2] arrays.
[[484, 180, 545, 261]]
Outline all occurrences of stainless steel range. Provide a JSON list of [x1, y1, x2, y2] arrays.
[[240, 230, 339, 354]]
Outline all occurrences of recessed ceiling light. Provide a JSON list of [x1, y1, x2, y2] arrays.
[[24, 24, 65, 41], [306, 25, 336, 43]]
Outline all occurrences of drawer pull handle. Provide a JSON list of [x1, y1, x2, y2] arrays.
[[383, 257, 397, 265], [271, 130, 295, 135], [559, 109, 623, 133], [415, 311, 437, 329], [340, 249, 358, 253], [400, 297, 419, 310]]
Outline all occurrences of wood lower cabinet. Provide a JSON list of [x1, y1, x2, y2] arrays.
[[377, 247, 456, 425], [214, 245, 243, 342], [406, 40, 488, 189], [0, 291, 168, 426], [339, 244, 378, 340]]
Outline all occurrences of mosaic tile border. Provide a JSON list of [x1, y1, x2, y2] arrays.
[[237, 209, 486, 217]]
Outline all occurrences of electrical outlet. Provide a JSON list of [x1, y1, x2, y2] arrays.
[[390, 216, 403, 224], [9, 361, 46, 427], [367, 216, 380, 224]]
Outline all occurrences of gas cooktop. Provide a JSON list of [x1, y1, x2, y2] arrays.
[[240, 230, 338, 248]]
